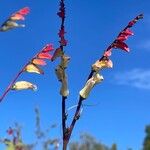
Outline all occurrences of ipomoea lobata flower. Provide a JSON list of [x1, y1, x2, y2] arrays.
[[24, 63, 44, 75], [92, 58, 113, 72], [11, 81, 37, 91], [0, 7, 30, 31], [79, 73, 104, 99]]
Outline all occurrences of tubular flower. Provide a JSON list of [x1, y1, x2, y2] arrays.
[[80, 73, 104, 99], [32, 59, 47, 66], [24, 63, 44, 75], [92, 58, 113, 72], [113, 41, 129, 52], [11, 81, 37, 91]]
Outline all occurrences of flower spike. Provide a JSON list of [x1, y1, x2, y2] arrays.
[[0, 7, 30, 32], [0, 44, 54, 102]]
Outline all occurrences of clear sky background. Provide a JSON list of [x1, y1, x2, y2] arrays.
[[0, 0, 149, 150]]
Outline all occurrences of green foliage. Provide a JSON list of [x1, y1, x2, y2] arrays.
[[143, 125, 150, 150], [69, 133, 116, 150], [111, 144, 117, 150]]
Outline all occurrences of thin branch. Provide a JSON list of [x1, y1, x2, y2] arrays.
[[62, 96, 67, 147]]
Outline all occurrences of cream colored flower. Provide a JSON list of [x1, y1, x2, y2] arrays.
[[79, 73, 104, 99], [92, 59, 113, 72]]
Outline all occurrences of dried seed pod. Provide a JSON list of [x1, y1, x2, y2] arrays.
[[79, 73, 104, 99], [51, 48, 63, 61]]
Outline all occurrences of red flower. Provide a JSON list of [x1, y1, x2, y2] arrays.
[[122, 28, 134, 36], [41, 44, 54, 53], [117, 35, 128, 41], [38, 53, 52, 60], [32, 59, 47, 66], [36, 44, 54, 62], [113, 41, 129, 52], [117, 29, 133, 42], [10, 7, 30, 21], [18, 7, 30, 15]]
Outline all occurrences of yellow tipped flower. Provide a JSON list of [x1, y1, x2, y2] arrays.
[[79, 73, 104, 99], [24, 63, 44, 74], [92, 59, 113, 72], [11, 81, 37, 91]]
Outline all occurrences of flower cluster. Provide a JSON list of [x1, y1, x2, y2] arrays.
[[103, 14, 143, 59], [0, 7, 30, 31], [80, 14, 143, 100], [11, 44, 54, 91]]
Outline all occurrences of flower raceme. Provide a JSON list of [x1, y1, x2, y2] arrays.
[[102, 14, 143, 58], [11, 44, 54, 91], [79, 14, 143, 100], [0, 7, 30, 32], [0, 44, 54, 101]]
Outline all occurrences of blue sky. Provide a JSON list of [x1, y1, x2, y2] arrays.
[[0, 0, 149, 149]]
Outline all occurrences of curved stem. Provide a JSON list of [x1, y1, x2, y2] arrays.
[[0, 66, 26, 102]]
